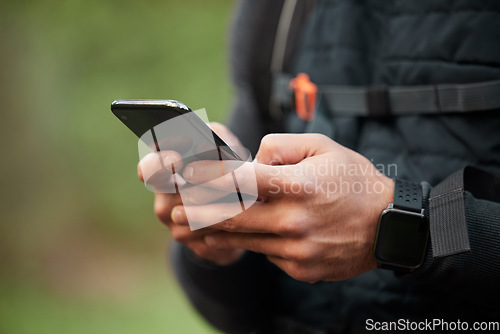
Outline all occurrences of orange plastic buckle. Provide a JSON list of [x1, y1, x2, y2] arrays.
[[289, 73, 317, 121]]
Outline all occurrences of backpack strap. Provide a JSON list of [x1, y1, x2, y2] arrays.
[[269, 0, 316, 122], [274, 73, 500, 117]]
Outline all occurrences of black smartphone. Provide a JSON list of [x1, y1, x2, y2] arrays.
[[110, 99, 242, 162], [111, 99, 254, 219]]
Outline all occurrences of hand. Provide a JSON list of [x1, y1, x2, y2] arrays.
[[138, 122, 245, 265], [173, 134, 394, 282]]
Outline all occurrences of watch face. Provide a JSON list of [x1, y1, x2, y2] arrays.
[[374, 210, 429, 268]]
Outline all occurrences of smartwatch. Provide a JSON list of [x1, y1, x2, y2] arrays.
[[373, 179, 429, 272]]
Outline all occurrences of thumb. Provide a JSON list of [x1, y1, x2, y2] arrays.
[[256, 133, 335, 165]]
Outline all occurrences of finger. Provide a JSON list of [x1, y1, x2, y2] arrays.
[[171, 201, 283, 233], [256, 133, 335, 165], [169, 221, 213, 242], [204, 232, 283, 257], [183, 160, 290, 198], [138, 150, 183, 181], [187, 238, 246, 265], [154, 192, 183, 224], [179, 184, 233, 205], [138, 151, 185, 192]]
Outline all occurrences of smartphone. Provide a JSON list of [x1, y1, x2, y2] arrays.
[[111, 99, 256, 226], [110, 99, 242, 162]]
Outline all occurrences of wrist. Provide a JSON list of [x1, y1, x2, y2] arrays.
[[366, 176, 395, 270]]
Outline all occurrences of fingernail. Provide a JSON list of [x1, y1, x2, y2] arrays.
[[171, 207, 183, 224], [205, 235, 216, 247], [183, 165, 193, 181]]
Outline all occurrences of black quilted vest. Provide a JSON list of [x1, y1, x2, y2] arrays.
[[273, 0, 500, 331]]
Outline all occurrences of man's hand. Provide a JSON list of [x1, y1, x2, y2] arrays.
[[138, 122, 245, 265], [171, 134, 394, 282]]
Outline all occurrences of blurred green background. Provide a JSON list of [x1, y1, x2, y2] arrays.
[[0, 0, 234, 333]]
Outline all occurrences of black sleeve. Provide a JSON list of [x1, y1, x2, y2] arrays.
[[170, 242, 279, 333], [408, 166, 500, 301]]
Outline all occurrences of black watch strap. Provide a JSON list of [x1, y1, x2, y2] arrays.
[[394, 179, 422, 213]]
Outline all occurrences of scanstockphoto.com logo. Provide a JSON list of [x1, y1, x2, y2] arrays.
[[137, 108, 258, 231], [365, 318, 500, 332]]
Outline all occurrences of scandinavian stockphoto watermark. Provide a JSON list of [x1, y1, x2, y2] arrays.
[[268, 159, 397, 197], [137, 108, 258, 231]]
